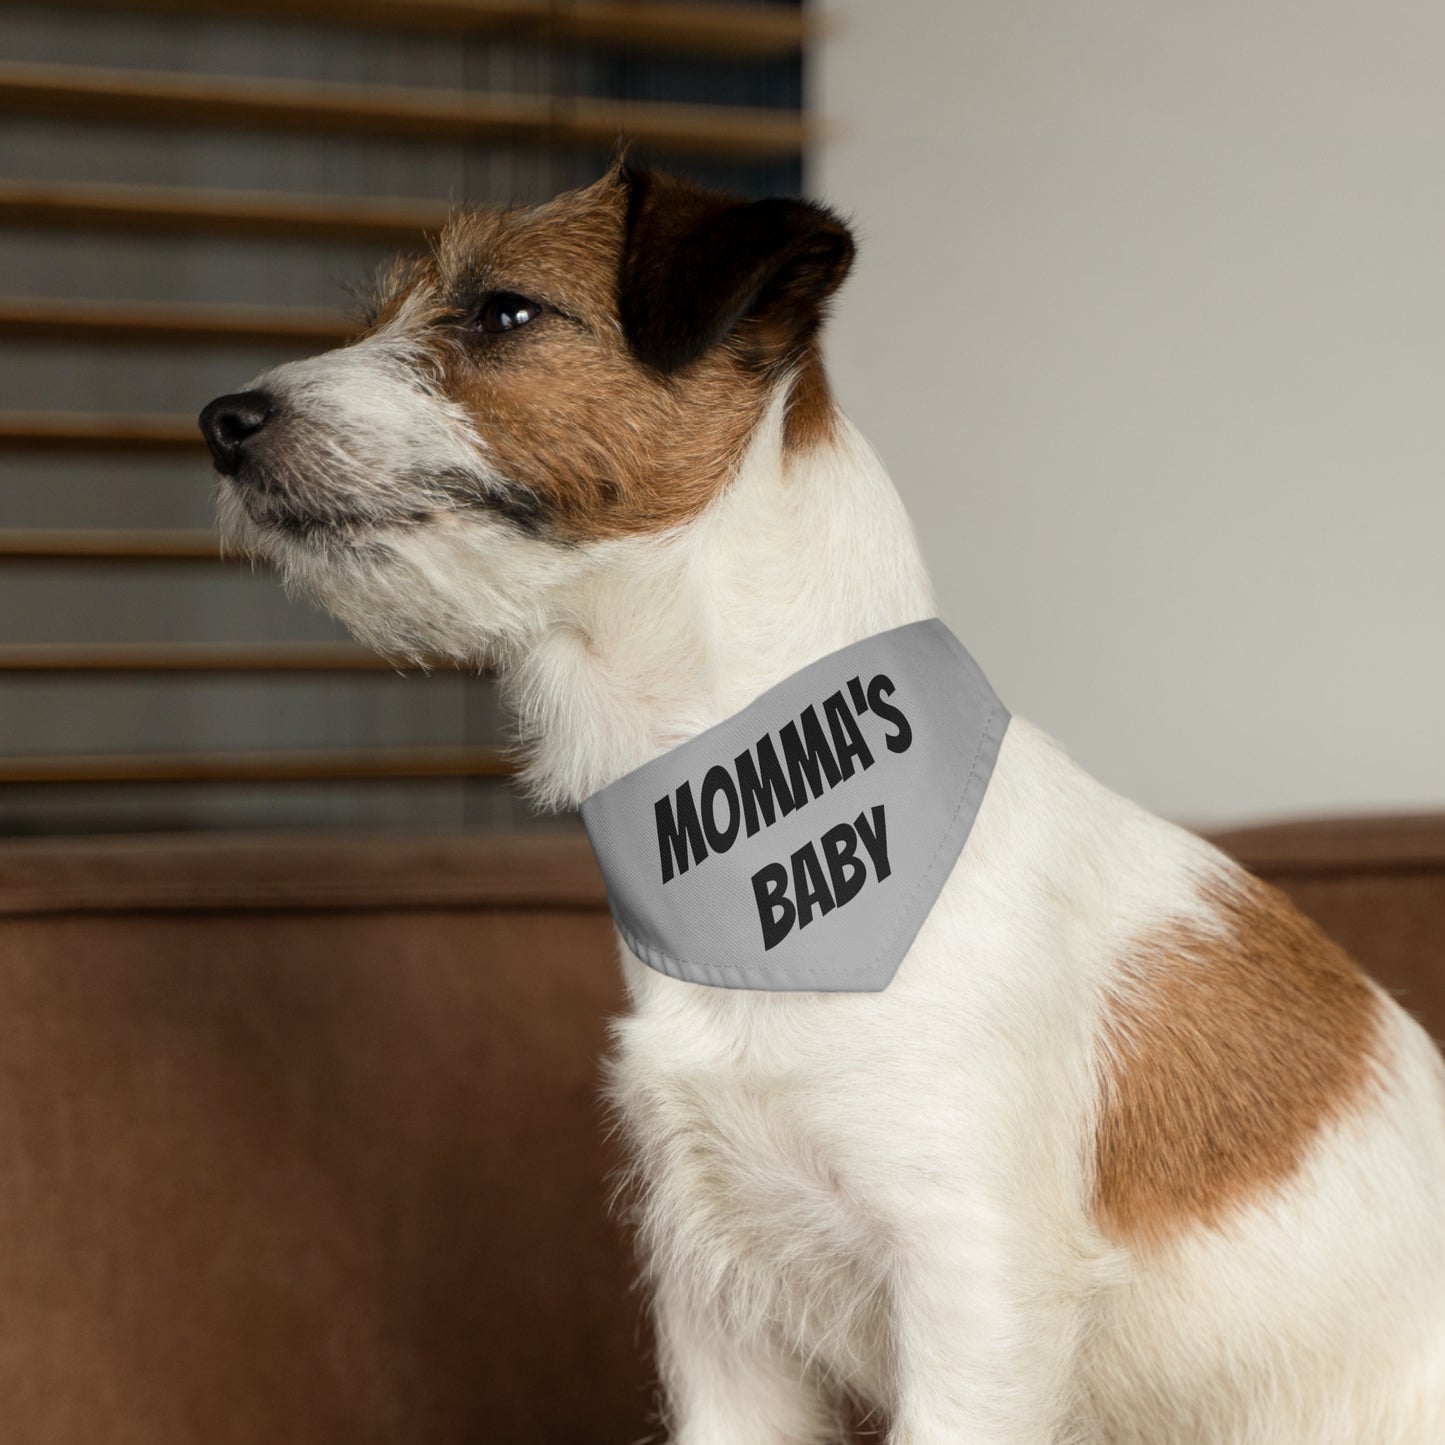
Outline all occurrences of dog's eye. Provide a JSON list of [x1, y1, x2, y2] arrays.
[[473, 292, 542, 335]]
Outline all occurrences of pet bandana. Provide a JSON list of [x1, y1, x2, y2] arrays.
[[580, 619, 1009, 992]]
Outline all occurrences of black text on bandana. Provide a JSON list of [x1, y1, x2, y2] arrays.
[[653, 673, 912, 949]]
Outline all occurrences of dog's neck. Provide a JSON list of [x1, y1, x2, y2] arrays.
[[505, 391, 937, 809]]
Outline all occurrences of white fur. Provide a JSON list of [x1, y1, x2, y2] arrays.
[[221, 351, 1445, 1443]]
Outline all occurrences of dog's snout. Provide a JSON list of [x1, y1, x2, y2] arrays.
[[199, 390, 273, 475]]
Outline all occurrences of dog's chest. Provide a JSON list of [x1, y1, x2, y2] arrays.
[[612, 995, 893, 1388]]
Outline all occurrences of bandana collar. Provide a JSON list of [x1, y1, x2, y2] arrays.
[[580, 619, 1009, 992]]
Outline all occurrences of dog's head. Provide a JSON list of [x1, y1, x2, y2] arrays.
[[199, 165, 854, 663]]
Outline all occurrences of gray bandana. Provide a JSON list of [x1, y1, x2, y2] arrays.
[[580, 619, 1009, 992]]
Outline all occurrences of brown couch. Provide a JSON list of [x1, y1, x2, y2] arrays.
[[0, 817, 1441, 1444]]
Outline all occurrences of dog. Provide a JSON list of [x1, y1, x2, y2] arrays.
[[200, 163, 1445, 1443]]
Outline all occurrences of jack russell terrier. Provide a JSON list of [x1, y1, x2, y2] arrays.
[[200, 163, 1445, 1444]]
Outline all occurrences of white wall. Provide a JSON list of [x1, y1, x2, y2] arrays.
[[813, 1, 1445, 828]]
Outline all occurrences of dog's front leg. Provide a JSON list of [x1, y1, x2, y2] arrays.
[[884, 1200, 1088, 1445], [653, 1274, 842, 1445]]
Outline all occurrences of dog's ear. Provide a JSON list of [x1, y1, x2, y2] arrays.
[[617, 166, 855, 376]]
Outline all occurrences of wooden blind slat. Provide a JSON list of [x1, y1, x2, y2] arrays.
[[0, 745, 512, 784], [555, 0, 811, 57], [0, 412, 203, 451], [26, 0, 811, 58], [0, 644, 416, 673], [0, 530, 224, 561], [0, 180, 448, 244], [0, 62, 813, 161], [0, 297, 352, 348]]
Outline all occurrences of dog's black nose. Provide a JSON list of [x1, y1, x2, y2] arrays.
[[199, 390, 273, 475]]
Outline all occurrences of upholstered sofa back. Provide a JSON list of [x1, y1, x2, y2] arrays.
[[0, 818, 1440, 1443]]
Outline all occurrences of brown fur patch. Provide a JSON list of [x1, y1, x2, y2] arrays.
[[782, 341, 839, 452], [1093, 871, 1382, 1247], [365, 175, 783, 542], [359, 169, 855, 541]]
